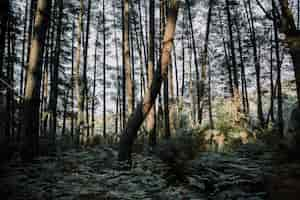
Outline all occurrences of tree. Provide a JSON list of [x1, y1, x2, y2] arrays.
[[123, 0, 134, 117], [49, 0, 63, 149], [102, 0, 106, 138], [279, 0, 300, 107], [21, 0, 52, 161], [244, 0, 264, 127], [118, 1, 179, 164], [273, 0, 283, 136], [74, 0, 84, 146], [186, 0, 201, 123], [147, 0, 156, 146], [225, 0, 241, 124]]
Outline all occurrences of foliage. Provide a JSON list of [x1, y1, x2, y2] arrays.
[[1, 141, 286, 200]]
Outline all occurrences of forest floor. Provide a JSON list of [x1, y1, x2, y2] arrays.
[[1, 141, 300, 200]]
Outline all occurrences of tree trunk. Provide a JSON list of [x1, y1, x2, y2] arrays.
[[103, 0, 106, 138], [21, 0, 52, 161], [245, 0, 264, 126], [83, 0, 91, 139], [225, 0, 241, 124], [186, 0, 201, 124], [279, 0, 300, 108], [123, 0, 134, 116], [49, 0, 63, 150], [74, 0, 84, 146], [147, 0, 156, 146], [273, 0, 283, 136], [71, 18, 75, 141], [92, 15, 99, 138], [118, 2, 179, 164]]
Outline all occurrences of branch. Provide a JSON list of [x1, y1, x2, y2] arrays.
[[254, 0, 274, 20]]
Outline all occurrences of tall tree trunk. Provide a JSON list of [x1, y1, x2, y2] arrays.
[[24, 0, 37, 96], [218, 9, 234, 98], [92, 15, 99, 138], [103, 0, 106, 138], [269, 29, 275, 123], [118, 2, 179, 164], [225, 0, 241, 123], [186, 0, 201, 124], [71, 18, 75, 141], [62, 88, 69, 136], [21, 0, 52, 161], [123, 0, 134, 116], [181, 12, 185, 97], [245, 0, 264, 126], [83, 0, 92, 139], [279, 0, 300, 107], [202, 0, 214, 127], [113, 0, 121, 136], [273, 0, 283, 136], [74, 0, 84, 146], [49, 0, 63, 150], [235, 18, 249, 114], [147, 0, 156, 146], [20, 0, 29, 97], [0, 0, 9, 77]]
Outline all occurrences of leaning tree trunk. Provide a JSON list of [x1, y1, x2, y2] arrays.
[[118, 1, 179, 164], [21, 0, 52, 161]]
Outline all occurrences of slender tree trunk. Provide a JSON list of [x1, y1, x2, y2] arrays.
[[181, 12, 185, 97], [92, 16, 99, 138], [21, 0, 52, 161], [71, 18, 75, 141], [269, 29, 275, 123], [173, 44, 179, 97], [49, 0, 63, 149], [62, 88, 69, 136], [225, 0, 241, 124], [75, 0, 84, 146], [246, 0, 264, 126], [20, 0, 29, 97], [218, 9, 234, 97], [118, 2, 179, 163], [186, 0, 201, 123], [279, 0, 300, 107], [236, 18, 249, 114], [83, 0, 92, 139], [103, 0, 106, 138], [147, 0, 156, 146], [113, 0, 120, 136], [123, 0, 134, 116], [273, 0, 283, 136], [202, 0, 214, 127], [0, 0, 9, 77]]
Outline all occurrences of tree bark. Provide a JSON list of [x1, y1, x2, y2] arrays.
[[186, 0, 201, 124], [103, 0, 106, 138], [279, 0, 300, 108], [147, 0, 156, 146], [123, 0, 134, 116], [21, 0, 52, 161], [118, 2, 179, 164], [74, 0, 84, 146]]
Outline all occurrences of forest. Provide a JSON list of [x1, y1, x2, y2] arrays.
[[1, 0, 300, 199]]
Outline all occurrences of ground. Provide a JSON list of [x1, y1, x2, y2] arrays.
[[0, 142, 300, 200]]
